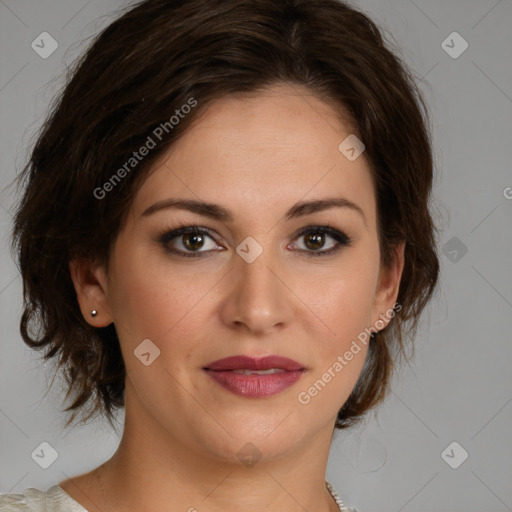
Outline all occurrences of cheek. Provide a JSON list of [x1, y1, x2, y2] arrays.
[[297, 281, 371, 414], [295, 257, 377, 401], [305, 254, 379, 342], [107, 243, 214, 342]]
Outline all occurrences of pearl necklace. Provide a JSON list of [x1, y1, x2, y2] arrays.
[[326, 480, 352, 511]]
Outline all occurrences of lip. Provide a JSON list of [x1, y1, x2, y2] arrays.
[[203, 355, 306, 398], [204, 355, 305, 371]]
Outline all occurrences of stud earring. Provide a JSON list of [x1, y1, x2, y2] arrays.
[[91, 310, 98, 317]]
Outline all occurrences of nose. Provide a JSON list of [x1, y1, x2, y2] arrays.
[[218, 246, 294, 335]]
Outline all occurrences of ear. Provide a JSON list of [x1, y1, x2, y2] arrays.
[[370, 241, 406, 330], [69, 258, 113, 327]]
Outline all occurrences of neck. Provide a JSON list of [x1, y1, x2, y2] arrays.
[[95, 382, 341, 512]]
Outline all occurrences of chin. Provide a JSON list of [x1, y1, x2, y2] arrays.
[[196, 417, 307, 463]]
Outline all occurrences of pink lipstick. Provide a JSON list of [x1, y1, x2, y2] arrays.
[[203, 355, 306, 398]]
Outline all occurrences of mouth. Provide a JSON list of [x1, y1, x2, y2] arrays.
[[204, 354, 305, 372], [203, 355, 306, 398]]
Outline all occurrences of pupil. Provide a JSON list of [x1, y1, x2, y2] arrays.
[[183, 232, 204, 250], [306, 233, 324, 250]]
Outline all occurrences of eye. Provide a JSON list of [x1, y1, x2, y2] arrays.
[[158, 223, 352, 258], [289, 225, 353, 257], [158, 223, 222, 258]]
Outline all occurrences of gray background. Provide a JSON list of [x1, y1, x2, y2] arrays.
[[0, 1, 511, 511]]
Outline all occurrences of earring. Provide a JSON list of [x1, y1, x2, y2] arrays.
[[91, 310, 98, 317]]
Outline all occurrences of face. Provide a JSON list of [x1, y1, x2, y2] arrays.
[[72, 83, 403, 464]]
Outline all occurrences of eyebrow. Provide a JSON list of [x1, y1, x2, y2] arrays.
[[141, 196, 366, 226]]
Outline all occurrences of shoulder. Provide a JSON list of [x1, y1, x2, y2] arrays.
[[0, 485, 86, 512], [0, 487, 47, 511]]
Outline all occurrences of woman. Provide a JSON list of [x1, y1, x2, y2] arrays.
[[3, 0, 440, 510]]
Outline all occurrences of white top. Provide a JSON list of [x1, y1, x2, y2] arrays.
[[0, 481, 359, 511]]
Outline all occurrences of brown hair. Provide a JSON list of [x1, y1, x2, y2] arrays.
[[11, 0, 441, 431]]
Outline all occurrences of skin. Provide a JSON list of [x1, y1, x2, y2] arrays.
[[62, 83, 405, 512]]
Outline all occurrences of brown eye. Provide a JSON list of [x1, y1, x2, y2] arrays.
[[159, 225, 221, 257], [182, 232, 206, 251], [291, 226, 352, 257], [303, 232, 326, 251]]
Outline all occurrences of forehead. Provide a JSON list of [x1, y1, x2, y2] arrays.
[[131, 84, 376, 228]]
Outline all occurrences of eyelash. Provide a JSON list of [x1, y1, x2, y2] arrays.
[[157, 221, 353, 258]]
